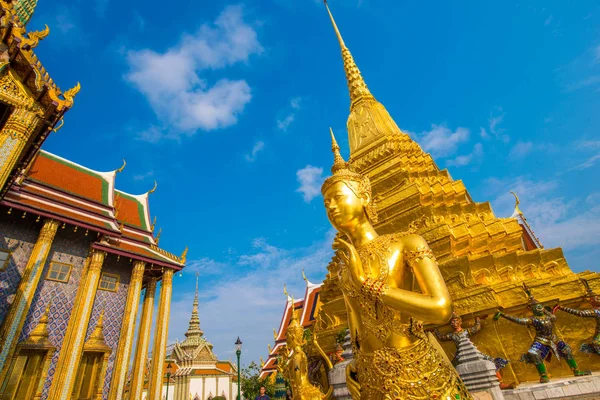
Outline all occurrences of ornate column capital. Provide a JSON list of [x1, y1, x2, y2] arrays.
[[162, 268, 174, 285], [88, 250, 106, 272], [131, 260, 146, 280]]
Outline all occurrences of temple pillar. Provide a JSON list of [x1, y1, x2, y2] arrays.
[[129, 277, 157, 400], [46, 249, 106, 400], [0, 107, 39, 190], [0, 218, 59, 381], [147, 268, 173, 400], [108, 260, 146, 400]]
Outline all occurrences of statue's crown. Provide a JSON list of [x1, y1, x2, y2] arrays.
[[450, 310, 461, 321], [321, 128, 370, 195], [523, 283, 540, 305]]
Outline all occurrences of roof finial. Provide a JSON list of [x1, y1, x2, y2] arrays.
[[510, 191, 522, 215], [323, 0, 374, 109], [155, 228, 162, 245], [116, 159, 126, 173], [195, 270, 199, 295], [148, 180, 158, 194], [180, 246, 188, 264]]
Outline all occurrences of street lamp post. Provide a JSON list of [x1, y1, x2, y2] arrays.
[[165, 362, 173, 399], [235, 337, 243, 400]]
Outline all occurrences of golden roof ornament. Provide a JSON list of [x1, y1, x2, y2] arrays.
[[180, 246, 188, 264], [22, 24, 49, 50], [116, 159, 126, 173], [29, 301, 51, 341], [63, 82, 81, 105], [148, 180, 158, 194]]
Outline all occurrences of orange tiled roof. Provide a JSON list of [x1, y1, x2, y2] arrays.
[[115, 190, 150, 231], [28, 151, 113, 206]]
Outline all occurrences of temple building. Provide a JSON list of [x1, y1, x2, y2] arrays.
[[130, 278, 239, 400], [0, 1, 186, 399], [264, 2, 600, 387], [261, 275, 326, 392]]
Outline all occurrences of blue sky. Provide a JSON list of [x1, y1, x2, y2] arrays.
[[30, 0, 600, 365]]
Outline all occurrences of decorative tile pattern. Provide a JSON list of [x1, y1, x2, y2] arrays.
[[0, 216, 37, 325], [86, 256, 131, 399], [19, 229, 91, 400]]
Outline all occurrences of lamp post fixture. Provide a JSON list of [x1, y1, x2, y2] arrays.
[[165, 362, 173, 400], [235, 337, 243, 400]]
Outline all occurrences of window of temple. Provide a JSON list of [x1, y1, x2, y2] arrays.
[[0, 101, 11, 131], [98, 272, 119, 291], [1, 350, 46, 400], [71, 352, 104, 400], [46, 262, 72, 283], [0, 249, 10, 271]]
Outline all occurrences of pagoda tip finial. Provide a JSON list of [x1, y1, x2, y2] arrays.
[[116, 159, 126, 173], [323, 0, 346, 49], [283, 284, 288, 298], [195, 270, 199, 294], [302, 269, 307, 282], [148, 180, 158, 194]]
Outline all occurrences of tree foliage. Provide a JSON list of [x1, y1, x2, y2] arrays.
[[240, 361, 275, 400]]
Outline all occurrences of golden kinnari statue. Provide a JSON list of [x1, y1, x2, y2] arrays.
[[285, 300, 333, 400], [321, 128, 472, 400]]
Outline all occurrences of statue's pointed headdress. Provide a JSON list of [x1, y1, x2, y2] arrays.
[[581, 278, 596, 298], [321, 128, 378, 223], [449, 310, 462, 322], [523, 283, 540, 306]]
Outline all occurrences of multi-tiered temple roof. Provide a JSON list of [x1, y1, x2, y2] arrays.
[[1, 150, 185, 269]]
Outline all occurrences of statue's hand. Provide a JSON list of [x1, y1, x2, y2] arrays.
[[552, 304, 561, 314], [345, 360, 360, 399], [333, 236, 365, 290], [493, 311, 503, 321]]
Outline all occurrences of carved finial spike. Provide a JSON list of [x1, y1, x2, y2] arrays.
[[63, 82, 81, 103], [116, 159, 126, 173], [273, 328, 277, 340], [148, 180, 158, 194], [180, 246, 188, 264], [329, 128, 347, 173], [155, 228, 162, 244], [510, 191, 522, 215], [283, 284, 288, 298], [151, 216, 157, 232], [302, 269, 307, 282]]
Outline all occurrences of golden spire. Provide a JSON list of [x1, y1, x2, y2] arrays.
[[324, 1, 374, 108], [184, 271, 203, 338], [323, 1, 405, 155]]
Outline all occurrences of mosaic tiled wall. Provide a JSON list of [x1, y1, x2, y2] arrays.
[[19, 228, 92, 399], [0, 214, 38, 325], [86, 255, 131, 399]]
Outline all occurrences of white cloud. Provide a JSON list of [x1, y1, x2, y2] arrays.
[[488, 107, 509, 142], [508, 141, 534, 159], [167, 230, 336, 365], [410, 124, 470, 159], [296, 165, 325, 203], [544, 15, 553, 26], [479, 127, 489, 139], [245, 141, 265, 162], [571, 153, 600, 170], [483, 176, 600, 254], [133, 170, 154, 181], [446, 143, 483, 167], [276, 97, 302, 132], [126, 5, 263, 140]]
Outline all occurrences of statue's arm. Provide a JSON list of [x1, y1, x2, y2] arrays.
[[558, 306, 596, 318], [467, 318, 481, 336], [433, 328, 452, 341], [498, 312, 532, 325], [379, 235, 452, 325]]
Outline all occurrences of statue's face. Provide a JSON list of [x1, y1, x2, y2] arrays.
[[532, 303, 545, 316], [323, 181, 367, 231], [450, 317, 462, 330]]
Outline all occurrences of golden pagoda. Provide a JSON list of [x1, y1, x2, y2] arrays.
[[310, 2, 600, 386]]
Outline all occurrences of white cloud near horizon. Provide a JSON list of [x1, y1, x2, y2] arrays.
[[296, 165, 325, 203], [446, 143, 483, 167], [482, 176, 600, 257], [167, 230, 336, 366], [126, 5, 263, 141]]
